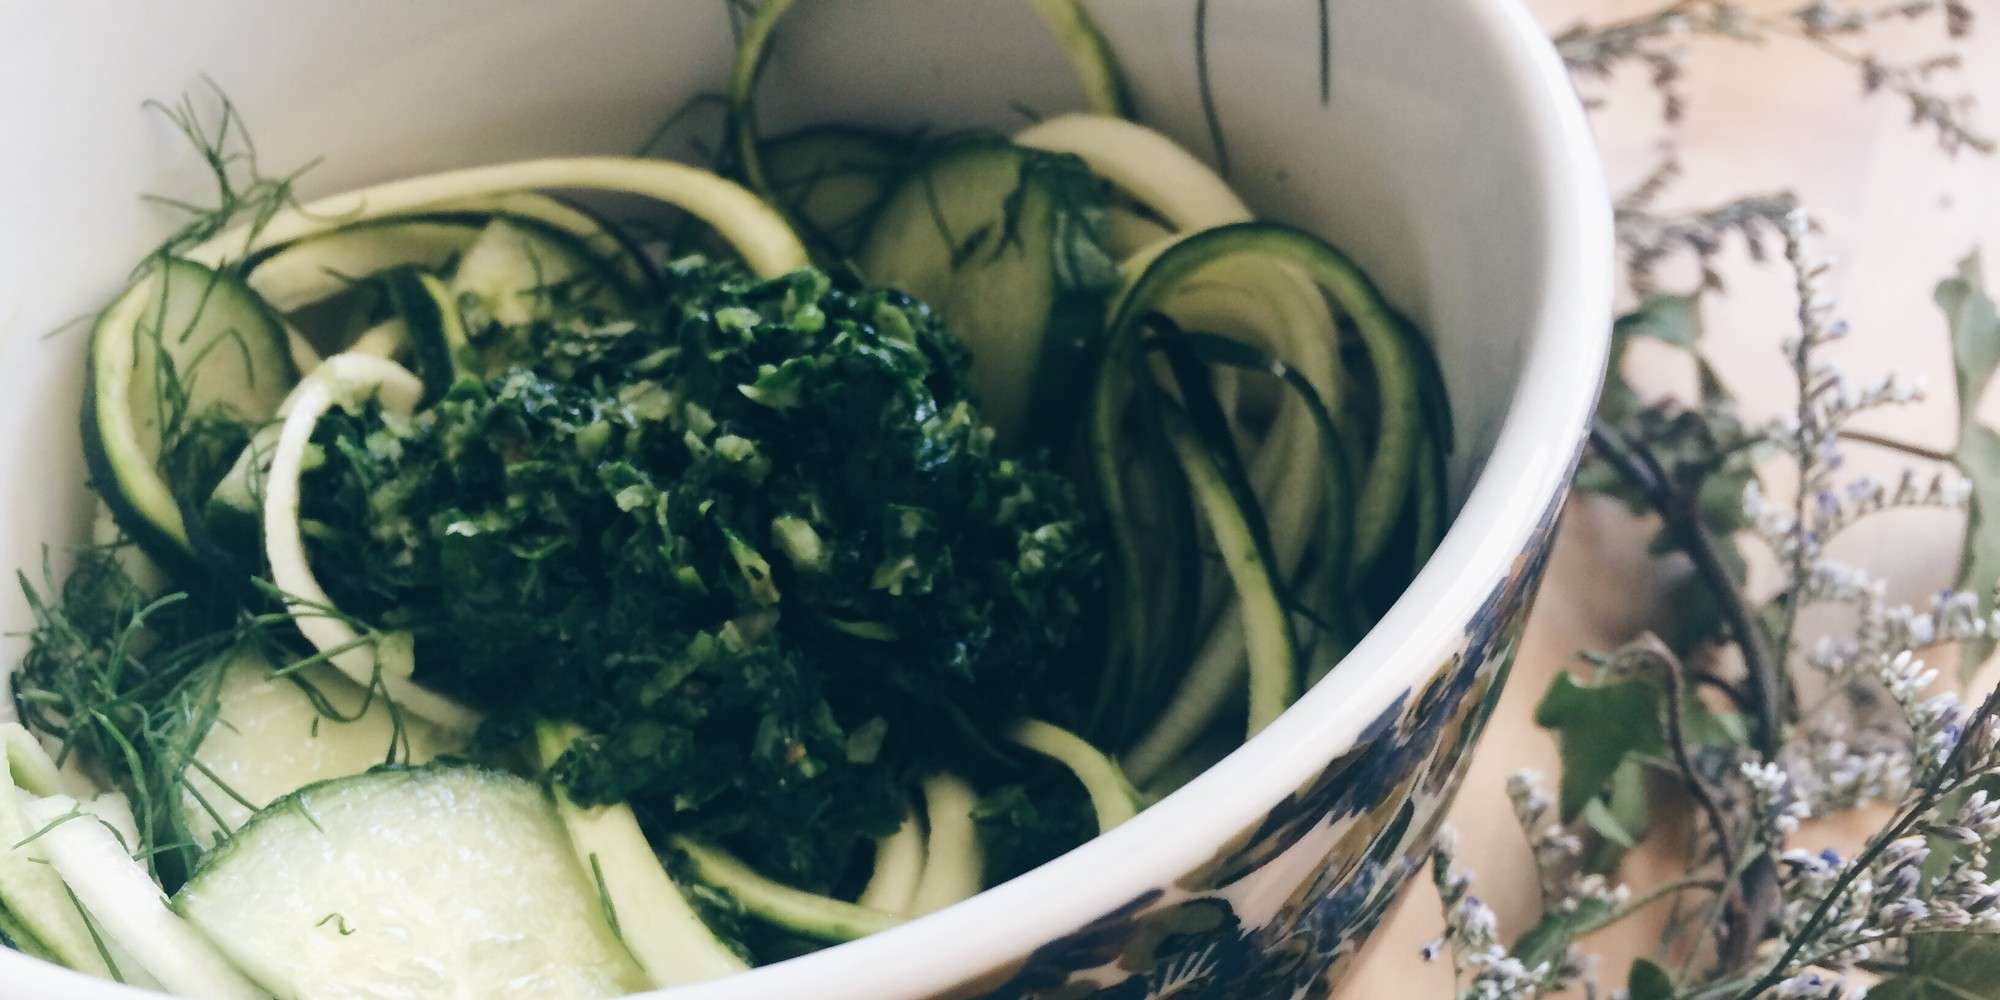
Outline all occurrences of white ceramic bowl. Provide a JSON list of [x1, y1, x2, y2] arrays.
[[0, 2, 1609, 997]]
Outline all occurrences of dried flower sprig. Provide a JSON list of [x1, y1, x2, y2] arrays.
[[1556, 0, 1991, 154], [1425, 5, 2000, 999]]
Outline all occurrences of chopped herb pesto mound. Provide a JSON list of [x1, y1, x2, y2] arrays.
[[299, 257, 1105, 885]]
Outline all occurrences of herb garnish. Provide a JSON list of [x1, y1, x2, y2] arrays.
[[297, 257, 1104, 886]]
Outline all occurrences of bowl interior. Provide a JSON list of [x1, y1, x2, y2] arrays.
[[0, 2, 1601, 998]]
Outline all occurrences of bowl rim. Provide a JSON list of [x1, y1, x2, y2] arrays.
[[4, 0, 1612, 997]]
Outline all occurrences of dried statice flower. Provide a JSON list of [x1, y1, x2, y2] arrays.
[[1558, 0, 1990, 153], [1428, 9, 2000, 1000], [1771, 970, 1860, 999], [1507, 771, 1630, 917], [1615, 192, 1800, 297], [1790, 718, 1913, 811], [1425, 826, 1597, 1000], [1742, 760, 1811, 841]]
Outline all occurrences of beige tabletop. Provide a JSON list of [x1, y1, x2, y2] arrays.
[[1338, 1, 2000, 995]]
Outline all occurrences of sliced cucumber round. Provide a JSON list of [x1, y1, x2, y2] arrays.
[[82, 257, 296, 573], [179, 646, 461, 848], [856, 138, 1118, 446], [174, 765, 646, 999], [759, 125, 909, 260], [422, 191, 655, 290], [247, 219, 483, 314], [0, 905, 55, 964], [449, 217, 627, 330], [375, 215, 627, 408], [1015, 114, 1250, 230]]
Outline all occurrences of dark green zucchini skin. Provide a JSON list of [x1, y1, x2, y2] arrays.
[[83, 258, 296, 583]]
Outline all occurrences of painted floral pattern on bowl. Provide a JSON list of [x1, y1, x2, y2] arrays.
[[937, 485, 1570, 1000]]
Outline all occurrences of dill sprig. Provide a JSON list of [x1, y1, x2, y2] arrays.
[[139, 79, 320, 268], [13, 545, 242, 884], [11, 542, 419, 888], [7, 85, 409, 888]]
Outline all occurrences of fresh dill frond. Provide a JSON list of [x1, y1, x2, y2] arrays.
[[138, 77, 319, 268], [10, 544, 307, 887], [63, 883, 125, 984]]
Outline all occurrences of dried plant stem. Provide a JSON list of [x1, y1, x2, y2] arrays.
[[1734, 687, 2000, 999], [1837, 427, 1955, 464], [1589, 418, 1785, 758], [1665, 650, 1739, 868], [1576, 875, 1728, 936]]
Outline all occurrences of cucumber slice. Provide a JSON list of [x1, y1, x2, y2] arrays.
[[379, 219, 633, 401], [77, 794, 140, 860], [534, 723, 746, 987], [83, 258, 296, 572], [450, 218, 624, 329], [1015, 114, 1250, 230], [856, 138, 1117, 445], [0, 764, 111, 978], [247, 196, 652, 362], [669, 837, 901, 944], [91, 500, 171, 601], [425, 192, 655, 289], [758, 126, 908, 260], [180, 647, 460, 848], [247, 220, 482, 314], [20, 797, 262, 999], [729, 0, 1130, 206], [174, 765, 646, 999], [202, 316, 414, 564]]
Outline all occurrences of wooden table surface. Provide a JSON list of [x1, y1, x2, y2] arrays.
[[1338, 1, 2000, 995]]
